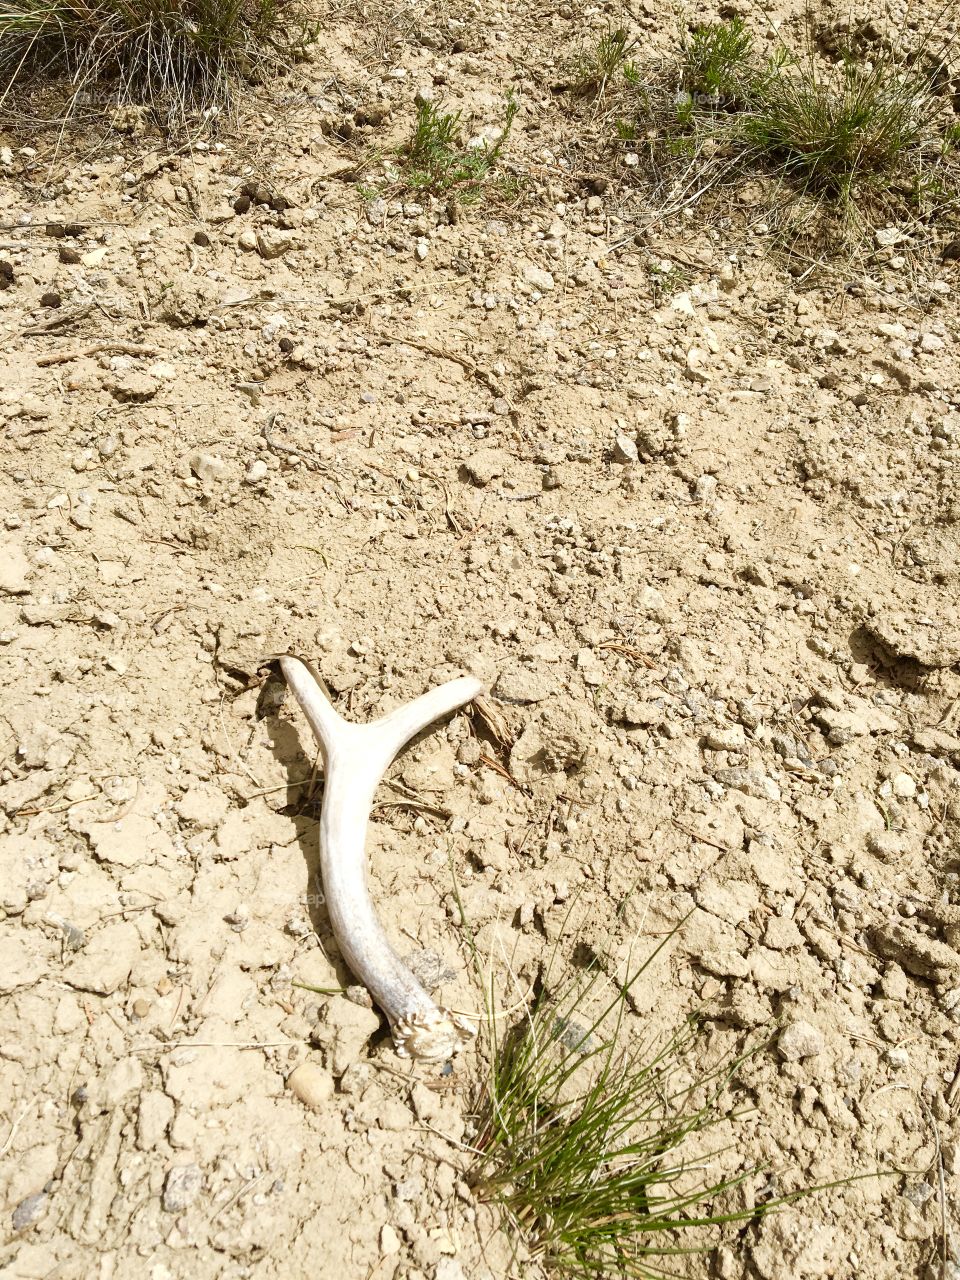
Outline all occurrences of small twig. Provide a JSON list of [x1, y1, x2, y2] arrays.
[[36, 341, 158, 367], [596, 641, 660, 670], [0, 1097, 37, 1158], [376, 330, 510, 406], [132, 1039, 298, 1052], [478, 753, 527, 792], [22, 302, 95, 334], [208, 1171, 266, 1223], [671, 819, 730, 855], [920, 1094, 948, 1273]]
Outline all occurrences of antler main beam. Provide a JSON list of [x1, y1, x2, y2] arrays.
[[280, 656, 483, 1061]]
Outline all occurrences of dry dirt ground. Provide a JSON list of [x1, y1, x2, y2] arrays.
[[3, 1, 960, 1277]]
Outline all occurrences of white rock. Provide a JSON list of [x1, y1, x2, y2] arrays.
[[188, 451, 227, 485], [380, 1224, 401, 1255], [670, 291, 696, 316], [612, 434, 638, 464], [685, 346, 710, 383], [257, 229, 299, 259], [523, 263, 555, 292], [162, 1164, 203, 1211], [704, 726, 746, 751], [638, 585, 670, 622], [778, 1020, 824, 1060], [891, 772, 917, 798], [0, 542, 32, 594], [245, 460, 269, 484]]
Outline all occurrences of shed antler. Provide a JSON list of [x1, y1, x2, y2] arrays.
[[280, 656, 483, 1061]]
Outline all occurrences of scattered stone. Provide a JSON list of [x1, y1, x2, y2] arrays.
[[523, 263, 555, 292], [12, 1192, 47, 1231], [380, 1223, 401, 1255], [107, 371, 159, 403], [891, 772, 917, 799], [685, 346, 710, 383], [287, 1061, 335, 1111], [237, 228, 258, 252], [778, 1020, 825, 1060], [245, 459, 269, 484], [612, 433, 638, 464], [462, 448, 506, 486], [186, 451, 228, 485], [0, 543, 32, 594], [703, 725, 746, 751], [764, 916, 804, 951], [257, 230, 299, 260], [871, 923, 960, 981], [162, 1164, 203, 1212], [495, 663, 554, 704], [714, 768, 781, 803], [40, 291, 61, 308]]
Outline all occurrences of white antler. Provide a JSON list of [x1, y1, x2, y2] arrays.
[[280, 656, 483, 1061]]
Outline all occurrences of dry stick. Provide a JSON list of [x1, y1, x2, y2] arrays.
[[280, 655, 483, 1061], [36, 342, 159, 367]]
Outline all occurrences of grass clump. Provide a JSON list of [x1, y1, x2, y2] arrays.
[[0, 0, 307, 124], [681, 16, 756, 107], [743, 51, 944, 197], [470, 950, 778, 1277], [609, 16, 959, 250], [400, 94, 518, 201], [573, 27, 637, 99]]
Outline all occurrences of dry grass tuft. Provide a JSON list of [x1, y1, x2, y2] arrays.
[[0, 0, 311, 128]]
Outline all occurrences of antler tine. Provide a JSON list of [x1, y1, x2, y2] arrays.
[[280, 656, 483, 1061]]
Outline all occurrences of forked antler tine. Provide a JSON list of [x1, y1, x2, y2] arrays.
[[279, 655, 483, 1061]]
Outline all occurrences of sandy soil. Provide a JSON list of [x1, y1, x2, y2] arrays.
[[3, 2, 960, 1277]]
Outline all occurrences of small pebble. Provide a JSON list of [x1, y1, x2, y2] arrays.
[[12, 1192, 47, 1231], [162, 1164, 202, 1212], [778, 1020, 825, 1060], [287, 1061, 335, 1110], [891, 773, 916, 799]]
